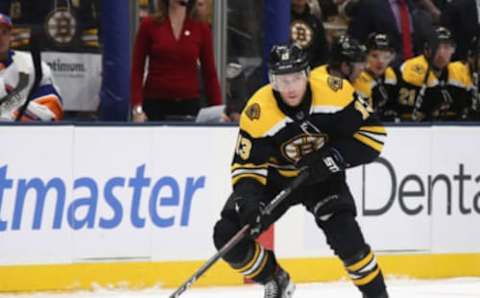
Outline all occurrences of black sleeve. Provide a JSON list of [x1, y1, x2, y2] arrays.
[[331, 115, 386, 168], [446, 86, 472, 120], [329, 92, 374, 137]]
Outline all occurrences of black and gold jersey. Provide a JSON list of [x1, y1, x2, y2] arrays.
[[231, 70, 387, 196], [353, 67, 398, 121], [396, 55, 473, 121]]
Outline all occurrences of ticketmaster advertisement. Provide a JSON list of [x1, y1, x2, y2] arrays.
[[0, 125, 479, 267]]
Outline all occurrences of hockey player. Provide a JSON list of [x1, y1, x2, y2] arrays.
[[213, 42, 389, 298], [311, 35, 367, 84], [353, 33, 399, 121], [0, 13, 63, 121], [396, 26, 471, 121]]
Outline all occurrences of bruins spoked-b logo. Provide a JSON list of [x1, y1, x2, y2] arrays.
[[45, 7, 77, 46], [327, 76, 343, 92], [245, 103, 261, 121], [281, 133, 328, 163], [290, 20, 314, 48]]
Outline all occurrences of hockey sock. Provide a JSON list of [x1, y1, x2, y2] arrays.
[[230, 242, 279, 284], [343, 246, 388, 297]]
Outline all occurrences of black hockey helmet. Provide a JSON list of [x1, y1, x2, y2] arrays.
[[268, 43, 309, 75], [366, 32, 395, 53], [329, 35, 367, 65], [425, 26, 455, 53]]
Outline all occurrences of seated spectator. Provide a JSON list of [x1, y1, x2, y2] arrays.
[[347, 0, 434, 67], [395, 27, 472, 121], [131, 0, 221, 122], [353, 33, 399, 121], [0, 13, 63, 122], [291, 0, 329, 67]]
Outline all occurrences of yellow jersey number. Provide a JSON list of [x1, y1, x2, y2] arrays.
[[398, 88, 416, 106], [354, 96, 373, 120], [235, 135, 252, 160]]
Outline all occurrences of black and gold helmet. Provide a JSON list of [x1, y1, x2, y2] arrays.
[[330, 35, 367, 65], [425, 26, 456, 52], [268, 43, 309, 75], [366, 32, 395, 53]]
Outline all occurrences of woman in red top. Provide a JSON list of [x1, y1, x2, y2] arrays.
[[131, 0, 222, 121]]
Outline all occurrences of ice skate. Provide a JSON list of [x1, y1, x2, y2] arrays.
[[264, 268, 295, 298]]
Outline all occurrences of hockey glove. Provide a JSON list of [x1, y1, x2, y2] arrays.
[[233, 194, 266, 237], [297, 146, 346, 183]]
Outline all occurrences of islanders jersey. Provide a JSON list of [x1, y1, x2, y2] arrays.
[[396, 55, 472, 121], [353, 67, 399, 121], [231, 70, 387, 196], [0, 50, 63, 121]]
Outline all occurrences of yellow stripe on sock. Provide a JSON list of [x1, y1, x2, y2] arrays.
[[237, 244, 260, 273], [347, 251, 374, 272], [352, 267, 381, 286], [245, 253, 269, 279]]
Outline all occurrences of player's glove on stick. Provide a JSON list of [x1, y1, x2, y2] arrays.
[[297, 146, 346, 183], [233, 194, 266, 237]]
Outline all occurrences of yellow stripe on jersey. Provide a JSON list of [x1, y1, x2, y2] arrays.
[[353, 133, 384, 152], [232, 174, 267, 186], [231, 163, 268, 185], [240, 85, 289, 139], [231, 163, 268, 171], [358, 125, 387, 135], [277, 168, 300, 177]]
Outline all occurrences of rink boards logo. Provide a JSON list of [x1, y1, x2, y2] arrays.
[[362, 157, 480, 216], [0, 164, 206, 231]]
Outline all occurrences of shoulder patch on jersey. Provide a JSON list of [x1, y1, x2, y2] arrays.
[[401, 56, 431, 87], [245, 103, 261, 121], [327, 76, 343, 92], [412, 64, 426, 76]]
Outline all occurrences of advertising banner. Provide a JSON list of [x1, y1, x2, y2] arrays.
[[0, 125, 479, 267], [42, 52, 102, 111]]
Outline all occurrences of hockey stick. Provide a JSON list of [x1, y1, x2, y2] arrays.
[[168, 168, 310, 298], [411, 54, 432, 121], [15, 25, 43, 121]]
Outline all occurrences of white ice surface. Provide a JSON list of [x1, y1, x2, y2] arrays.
[[1, 278, 479, 298]]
